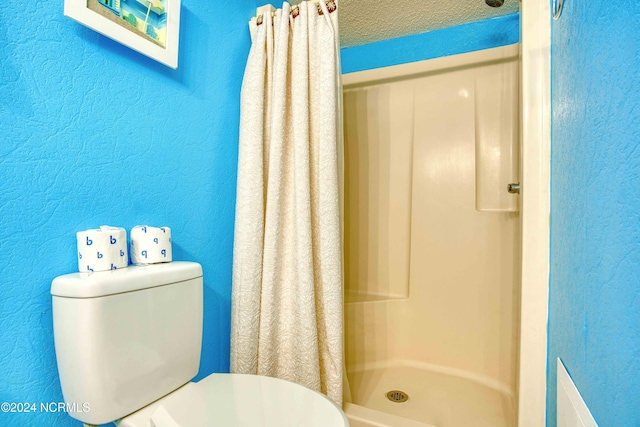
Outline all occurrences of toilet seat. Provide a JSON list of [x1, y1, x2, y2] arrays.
[[118, 373, 349, 427]]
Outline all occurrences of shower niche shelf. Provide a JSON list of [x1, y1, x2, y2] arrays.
[[345, 289, 408, 304]]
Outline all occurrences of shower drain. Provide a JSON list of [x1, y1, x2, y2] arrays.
[[386, 390, 409, 403]]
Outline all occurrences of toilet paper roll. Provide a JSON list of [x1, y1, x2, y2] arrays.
[[77, 226, 128, 273], [130, 226, 172, 265]]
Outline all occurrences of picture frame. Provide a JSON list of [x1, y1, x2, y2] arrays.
[[64, 0, 180, 69]]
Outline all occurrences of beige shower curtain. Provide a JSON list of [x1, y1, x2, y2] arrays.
[[230, 1, 343, 405]]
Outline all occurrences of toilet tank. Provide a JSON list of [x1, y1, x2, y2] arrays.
[[51, 261, 203, 425]]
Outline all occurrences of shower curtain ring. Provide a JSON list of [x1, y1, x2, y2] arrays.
[[552, 0, 564, 20]]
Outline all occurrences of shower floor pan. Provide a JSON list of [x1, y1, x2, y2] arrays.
[[344, 363, 514, 427]]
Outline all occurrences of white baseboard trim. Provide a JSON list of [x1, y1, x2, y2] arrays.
[[557, 358, 598, 427]]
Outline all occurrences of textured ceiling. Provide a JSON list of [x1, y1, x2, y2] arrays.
[[289, 0, 520, 47]]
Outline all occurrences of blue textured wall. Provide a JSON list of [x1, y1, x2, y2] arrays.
[[341, 13, 520, 74], [0, 1, 261, 425], [548, 2, 640, 425]]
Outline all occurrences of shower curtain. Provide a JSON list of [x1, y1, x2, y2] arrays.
[[230, 1, 343, 405]]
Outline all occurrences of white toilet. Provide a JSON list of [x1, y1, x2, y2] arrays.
[[51, 261, 349, 427]]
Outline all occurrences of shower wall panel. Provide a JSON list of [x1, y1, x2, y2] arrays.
[[343, 85, 414, 303], [344, 45, 521, 392]]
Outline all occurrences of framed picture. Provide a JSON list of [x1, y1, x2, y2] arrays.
[[64, 0, 180, 69]]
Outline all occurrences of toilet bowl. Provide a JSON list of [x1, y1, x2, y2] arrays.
[[51, 262, 348, 427], [119, 373, 348, 427]]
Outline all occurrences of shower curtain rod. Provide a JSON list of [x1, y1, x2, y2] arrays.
[[255, 0, 337, 25]]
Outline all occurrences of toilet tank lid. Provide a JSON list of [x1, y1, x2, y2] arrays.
[[51, 262, 203, 298]]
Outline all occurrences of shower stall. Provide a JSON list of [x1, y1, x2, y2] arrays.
[[342, 44, 522, 427]]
